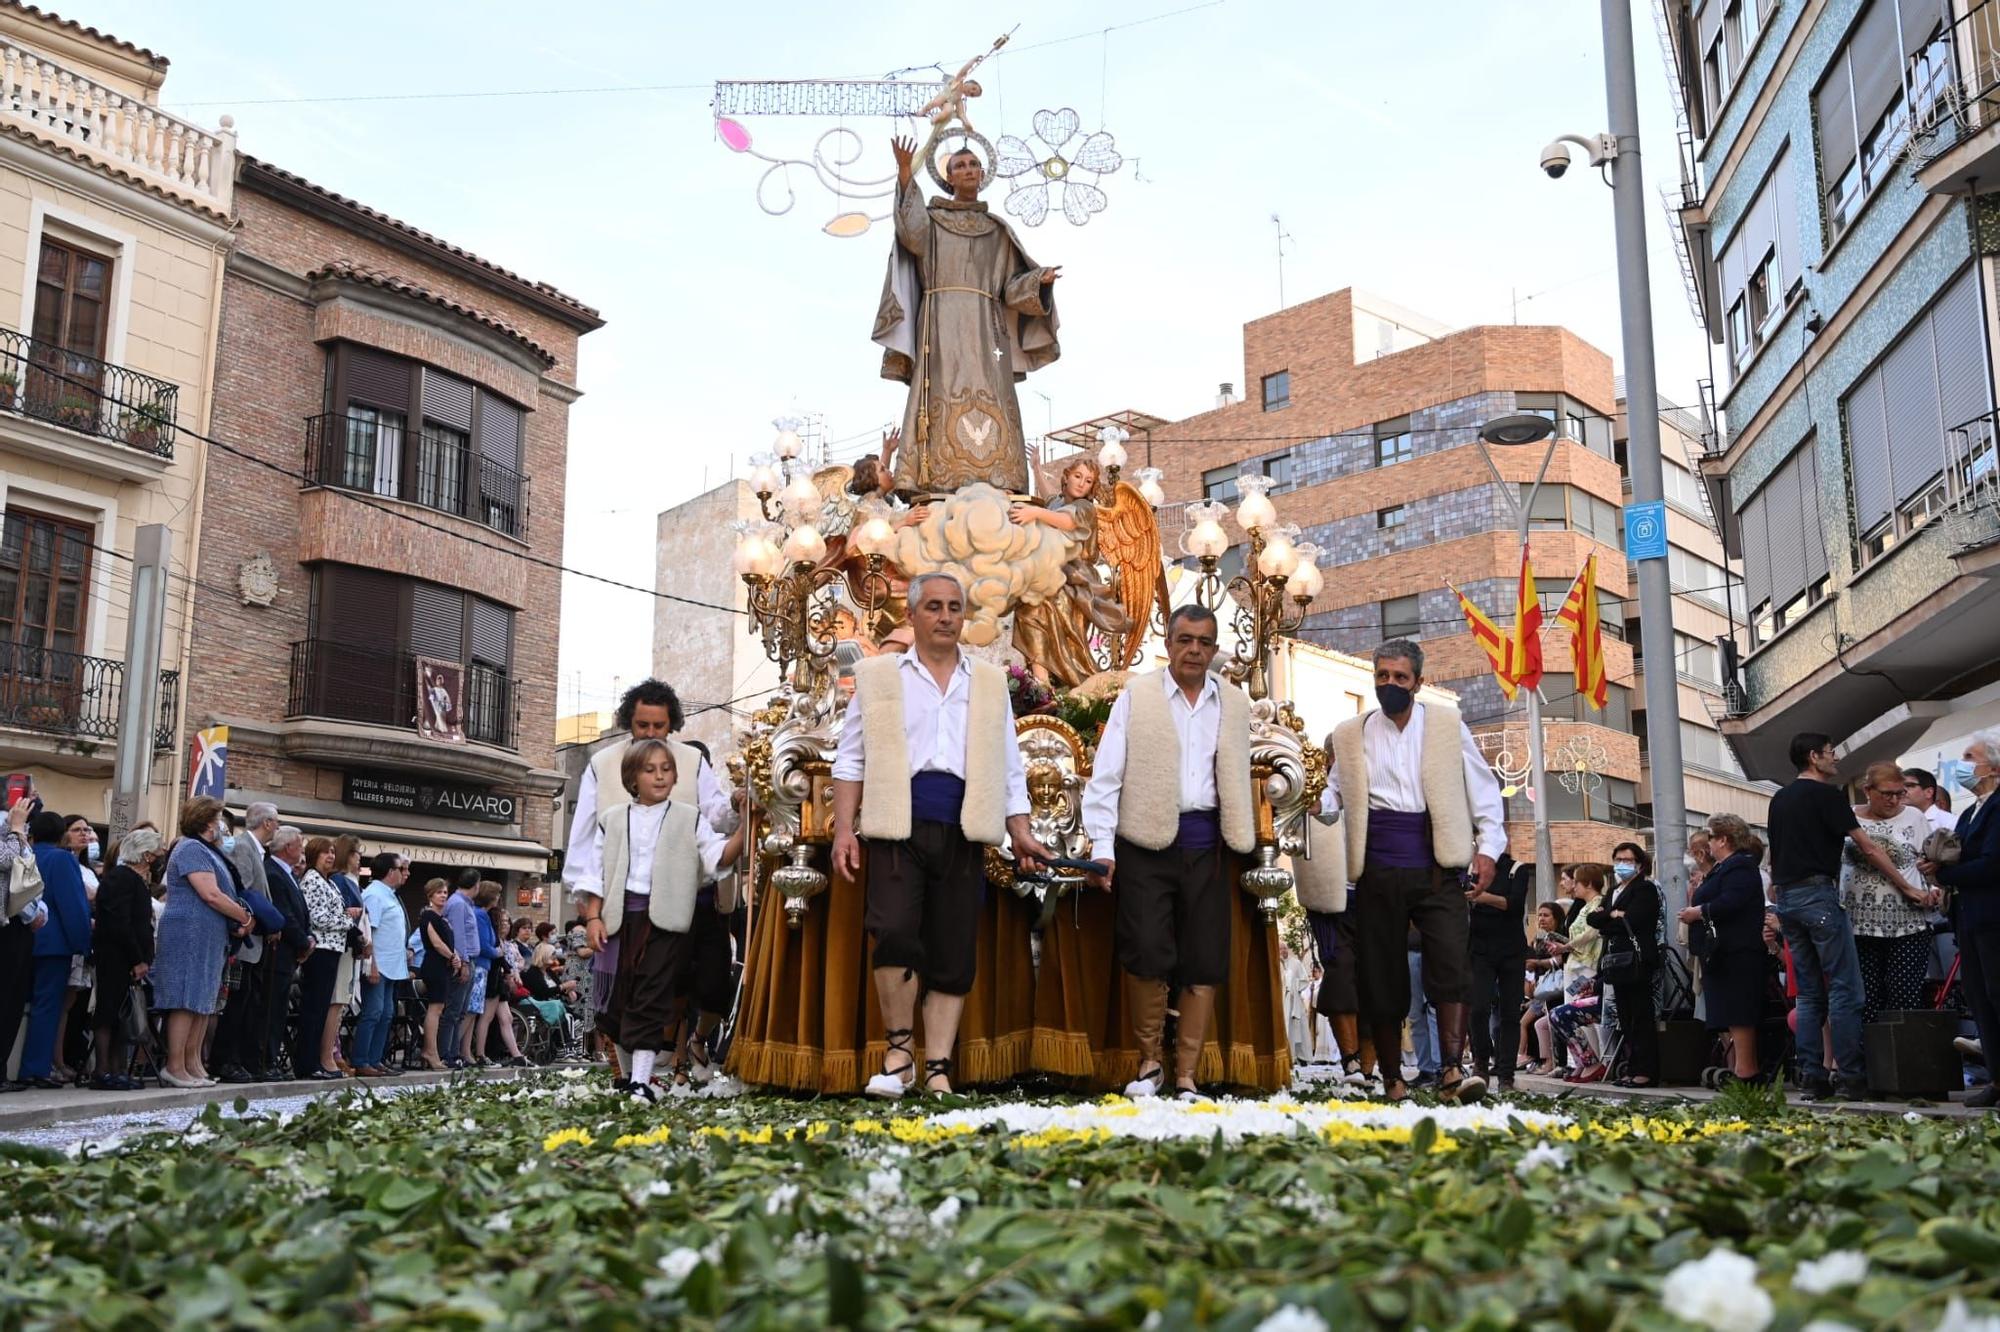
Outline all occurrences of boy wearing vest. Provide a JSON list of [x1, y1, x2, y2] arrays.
[[831, 572, 1053, 1098], [573, 738, 746, 1102], [563, 679, 741, 1079], [1321, 639, 1506, 1103], [1081, 605, 1256, 1098]]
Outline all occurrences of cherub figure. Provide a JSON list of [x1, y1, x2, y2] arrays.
[[916, 33, 1010, 134]]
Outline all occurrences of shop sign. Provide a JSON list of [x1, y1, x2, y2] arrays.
[[342, 771, 519, 825]]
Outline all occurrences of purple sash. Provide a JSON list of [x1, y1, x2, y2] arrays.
[[588, 890, 651, 1009], [911, 771, 966, 824], [1367, 809, 1434, 869], [1176, 809, 1221, 851]]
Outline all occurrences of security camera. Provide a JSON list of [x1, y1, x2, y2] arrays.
[[1541, 142, 1572, 179]]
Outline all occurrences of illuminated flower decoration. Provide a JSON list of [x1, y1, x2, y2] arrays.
[[993, 108, 1124, 227]]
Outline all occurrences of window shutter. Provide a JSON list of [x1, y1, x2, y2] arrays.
[[312, 564, 399, 639], [1932, 267, 1990, 444], [1771, 147, 1800, 289], [1882, 314, 1946, 506], [1738, 483, 1771, 612], [409, 582, 466, 660], [345, 347, 411, 413], [1763, 448, 1807, 610], [1846, 372, 1893, 531], [476, 393, 524, 468], [1817, 62, 1858, 193], [1901, 0, 1947, 59], [1698, 0, 1724, 52], [470, 598, 512, 668], [1848, 1, 1903, 139], [422, 369, 474, 431], [1800, 442, 1830, 586]]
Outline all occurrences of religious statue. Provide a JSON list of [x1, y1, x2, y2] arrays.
[[1009, 455, 1168, 688], [873, 132, 1062, 497]]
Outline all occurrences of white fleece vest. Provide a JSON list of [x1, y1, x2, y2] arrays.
[[1113, 671, 1256, 855], [1329, 702, 1475, 879], [852, 654, 1010, 846], [596, 800, 702, 936], [590, 736, 702, 816]]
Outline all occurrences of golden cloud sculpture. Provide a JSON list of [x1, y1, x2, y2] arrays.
[[887, 483, 1072, 646]]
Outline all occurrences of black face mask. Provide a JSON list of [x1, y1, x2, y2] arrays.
[[1375, 683, 1414, 716]]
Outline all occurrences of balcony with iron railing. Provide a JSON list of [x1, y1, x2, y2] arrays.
[[0, 39, 234, 212], [303, 412, 529, 540], [0, 640, 179, 751], [1912, 0, 2000, 191], [0, 327, 179, 460], [1943, 407, 2000, 554], [286, 638, 515, 750]]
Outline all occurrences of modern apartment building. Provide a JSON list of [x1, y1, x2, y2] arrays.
[[1661, 0, 2000, 779], [0, 4, 233, 830], [1105, 287, 1643, 867], [1616, 389, 1774, 835], [184, 156, 601, 893]]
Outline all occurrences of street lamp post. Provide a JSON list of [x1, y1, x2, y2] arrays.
[[1541, 0, 1692, 925], [1476, 412, 1560, 905]]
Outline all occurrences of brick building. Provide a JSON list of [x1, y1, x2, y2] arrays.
[[1081, 288, 1647, 866], [185, 156, 601, 900]]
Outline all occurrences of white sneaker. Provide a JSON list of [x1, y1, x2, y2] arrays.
[[1123, 1069, 1164, 1098], [1338, 1059, 1367, 1087], [863, 1071, 909, 1100]]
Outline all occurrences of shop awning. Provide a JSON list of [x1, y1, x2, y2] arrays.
[[231, 809, 553, 874]]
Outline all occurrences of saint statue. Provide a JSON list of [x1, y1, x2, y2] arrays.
[[873, 133, 1061, 497]]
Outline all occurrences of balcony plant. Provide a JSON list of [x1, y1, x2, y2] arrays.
[[0, 369, 19, 405], [53, 395, 97, 431], [121, 396, 173, 450]]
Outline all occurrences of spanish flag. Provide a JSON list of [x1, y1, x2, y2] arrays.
[[1555, 552, 1610, 709], [1511, 545, 1545, 693], [1450, 583, 1518, 700]]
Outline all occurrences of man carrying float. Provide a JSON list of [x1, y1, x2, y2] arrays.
[[1081, 605, 1256, 1098], [831, 572, 1054, 1097]]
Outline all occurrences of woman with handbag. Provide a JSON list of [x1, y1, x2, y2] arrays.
[[321, 836, 369, 1075], [296, 839, 351, 1080], [89, 829, 162, 1090], [1680, 814, 1768, 1086], [1521, 903, 1570, 1075], [1591, 842, 1663, 1086], [152, 799, 258, 1088]]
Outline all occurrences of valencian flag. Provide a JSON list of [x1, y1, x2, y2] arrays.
[[1510, 545, 1545, 692], [1555, 552, 1610, 709], [1449, 583, 1519, 700], [187, 725, 229, 800]]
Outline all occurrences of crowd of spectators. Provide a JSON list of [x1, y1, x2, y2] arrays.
[[1, 790, 597, 1093]]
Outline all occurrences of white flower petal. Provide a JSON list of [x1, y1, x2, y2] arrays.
[[1792, 1251, 1868, 1295], [1255, 1306, 1331, 1332], [1661, 1249, 1774, 1332]]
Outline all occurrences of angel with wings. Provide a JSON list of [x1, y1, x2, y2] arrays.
[[1008, 454, 1170, 687]]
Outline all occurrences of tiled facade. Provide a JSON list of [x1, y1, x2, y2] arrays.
[[1666, 0, 2000, 780]]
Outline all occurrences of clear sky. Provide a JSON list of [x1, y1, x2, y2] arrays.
[[101, 0, 1713, 721]]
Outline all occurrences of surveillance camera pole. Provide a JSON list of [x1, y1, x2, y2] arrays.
[[1597, 0, 1690, 925]]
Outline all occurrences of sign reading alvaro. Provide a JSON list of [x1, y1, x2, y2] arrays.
[[343, 771, 519, 825]]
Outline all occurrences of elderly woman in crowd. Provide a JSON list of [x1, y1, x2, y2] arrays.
[[1549, 863, 1608, 1083], [89, 828, 163, 1090], [1843, 760, 1941, 1022], [296, 837, 352, 1080], [1682, 813, 1769, 1087], [152, 797, 256, 1088]]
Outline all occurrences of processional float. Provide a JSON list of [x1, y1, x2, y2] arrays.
[[717, 92, 1332, 1095]]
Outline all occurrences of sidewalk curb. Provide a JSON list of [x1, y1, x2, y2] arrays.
[[0, 1066, 550, 1135], [1511, 1071, 1985, 1118]]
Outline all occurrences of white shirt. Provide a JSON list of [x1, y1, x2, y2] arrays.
[[831, 649, 1031, 816], [572, 799, 729, 899], [1924, 803, 1956, 835], [1318, 703, 1508, 861], [1081, 671, 1221, 852], [563, 744, 737, 890]]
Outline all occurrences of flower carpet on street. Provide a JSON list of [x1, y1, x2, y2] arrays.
[[1, 1071, 1997, 1329]]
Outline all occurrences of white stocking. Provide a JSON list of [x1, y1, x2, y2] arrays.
[[628, 1049, 657, 1088]]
